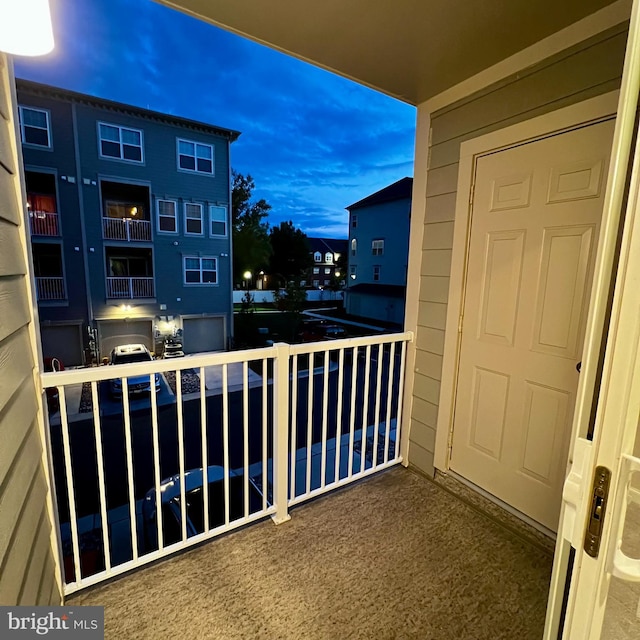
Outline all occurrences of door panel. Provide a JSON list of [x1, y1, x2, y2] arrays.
[[450, 119, 615, 530]]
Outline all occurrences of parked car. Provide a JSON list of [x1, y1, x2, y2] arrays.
[[142, 465, 265, 550], [109, 343, 161, 397], [320, 324, 347, 339]]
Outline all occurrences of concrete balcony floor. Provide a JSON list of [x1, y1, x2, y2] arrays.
[[70, 467, 553, 639]]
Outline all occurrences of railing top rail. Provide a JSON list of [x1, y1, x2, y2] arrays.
[[41, 345, 279, 388], [288, 331, 413, 355]]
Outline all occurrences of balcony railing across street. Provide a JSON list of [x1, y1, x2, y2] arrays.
[[103, 217, 152, 241], [29, 210, 59, 236], [35, 276, 66, 300], [40, 332, 412, 594], [106, 277, 154, 298]]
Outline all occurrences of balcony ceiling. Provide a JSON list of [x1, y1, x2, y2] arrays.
[[160, 0, 621, 104]]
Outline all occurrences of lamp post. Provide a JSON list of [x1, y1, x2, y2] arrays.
[[243, 270, 252, 290]]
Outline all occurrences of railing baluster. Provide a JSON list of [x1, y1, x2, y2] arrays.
[[305, 353, 314, 494], [200, 366, 209, 533], [395, 341, 408, 462], [90, 381, 110, 572], [348, 346, 358, 478], [176, 370, 186, 542], [261, 358, 268, 512], [320, 350, 329, 488], [222, 364, 230, 525], [360, 344, 372, 473], [334, 348, 345, 484], [243, 361, 249, 518], [372, 343, 384, 468], [150, 369, 163, 550], [289, 354, 298, 500], [58, 387, 81, 584], [121, 378, 138, 562], [384, 342, 397, 464]]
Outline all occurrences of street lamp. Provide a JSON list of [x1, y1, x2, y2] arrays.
[[243, 270, 252, 290]]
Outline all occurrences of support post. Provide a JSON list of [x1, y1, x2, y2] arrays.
[[272, 342, 292, 524]]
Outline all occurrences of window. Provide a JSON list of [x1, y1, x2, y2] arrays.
[[157, 199, 177, 233], [19, 106, 51, 147], [324, 268, 331, 275], [313, 251, 322, 262], [313, 267, 319, 275], [324, 279, 330, 285], [300, 280, 306, 287], [313, 279, 319, 288], [209, 205, 227, 236], [350, 266, 357, 280], [351, 213, 358, 228], [99, 123, 144, 162], [184, 203, 203, 235], [325, 252, 333, 263], [351, 239, 357, 256], [177, 139, 214, 174], [184, 256, 217, 284], [372, 239, 385, 256], [373, 265, 381, 281]]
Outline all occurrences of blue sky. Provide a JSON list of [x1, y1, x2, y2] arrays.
[[15, 0, 416, 238]]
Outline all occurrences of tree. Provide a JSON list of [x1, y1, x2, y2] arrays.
[[269, 221, 313, 285], [231, 171, 272, 286]]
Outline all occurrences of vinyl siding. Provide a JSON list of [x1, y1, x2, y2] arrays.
[[0, 56, 60, 605], [408, 24, 628, 475]]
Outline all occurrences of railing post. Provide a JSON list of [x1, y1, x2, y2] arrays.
[[272, 342, 291, 524]]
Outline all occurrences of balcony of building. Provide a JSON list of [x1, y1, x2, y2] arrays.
[[105, 247, 154, 299], [101, 180, 151, 242], [26, 171, 60, 237], [32, 243, 66, 301]]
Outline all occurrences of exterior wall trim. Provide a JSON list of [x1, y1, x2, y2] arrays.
[[424, 0, 630, 114], [433, 90, 620, 472]]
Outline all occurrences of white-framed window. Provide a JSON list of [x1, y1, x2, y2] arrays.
[[372, 239, 385, 256], [350, 266, 357, 280], [313, 267, 319, 274], [300, 280, 306, 287], [177, 138, 214, 175], [351, 213, 358, 228], [313, 279, 319, 288], [313, 251, 322, 262], [373, 265, 381, 281], [209, 205, 227, 236], [184, 256, 217, 284], [157, 199, 177, 233], [184, 202, 204, 235], [19, 106, 52, 147], [351, 238, 357, 256], [324, 267, 331, 274], [323, 279, 330, 285], [325, 252, 333, 263], [98, 123, 144, 162]]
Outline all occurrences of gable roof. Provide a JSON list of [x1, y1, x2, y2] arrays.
[[347, 177, 413, 211], [308, 237, 349, 255]]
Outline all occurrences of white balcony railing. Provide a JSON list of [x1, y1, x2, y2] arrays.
[[35, 276, 66, 300], [29, 210, 60, 236], [103, 217, 152, 242], [40, 332, 412, 594], [106, 277, 154, 299]]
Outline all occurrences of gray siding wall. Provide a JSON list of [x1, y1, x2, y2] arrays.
[[408, 24, 628, 475], [0, 57, 60, 605]]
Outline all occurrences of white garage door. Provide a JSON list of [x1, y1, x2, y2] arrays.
[[182, 317, 225, 354], [40, 324, 84, 367], [98, 319, 154, 358]]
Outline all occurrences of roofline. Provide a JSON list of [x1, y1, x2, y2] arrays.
[[16, 78, 241, 142], [346, 176, 413, 211]]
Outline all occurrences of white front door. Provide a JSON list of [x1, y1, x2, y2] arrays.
[[450, 120, 615, 530]]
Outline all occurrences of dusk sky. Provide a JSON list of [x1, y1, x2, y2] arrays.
[[15, 0, 416, 238]]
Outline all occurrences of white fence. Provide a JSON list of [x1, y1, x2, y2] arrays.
[[233, 289, 344, 304], [35, 276, 66, 300], [40, 332, 411, 594], [106, 277, 155, 299], [103, 217, 152, 242]]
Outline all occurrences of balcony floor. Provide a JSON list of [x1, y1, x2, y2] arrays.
[[70, 467, 553, 639]]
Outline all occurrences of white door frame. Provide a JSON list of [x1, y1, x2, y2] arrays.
[[434, 91, 620, 473]]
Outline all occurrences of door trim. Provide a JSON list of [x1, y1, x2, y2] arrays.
[[433, 91, 620, 473]]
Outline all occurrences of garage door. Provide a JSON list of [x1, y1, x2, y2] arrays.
[[40, 324, 84, 367], [98, 319, 153, 358], [182, 317, 225, 354]]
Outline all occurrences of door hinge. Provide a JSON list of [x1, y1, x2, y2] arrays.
[[583, 466, 611, 558]]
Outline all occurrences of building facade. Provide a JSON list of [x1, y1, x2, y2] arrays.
[[304, 237, 347, 290], [17, 80, 239, 364], [345, 177, 412, 326]]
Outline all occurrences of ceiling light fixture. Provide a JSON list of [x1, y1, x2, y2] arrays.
[[0, 0, 55, 56]]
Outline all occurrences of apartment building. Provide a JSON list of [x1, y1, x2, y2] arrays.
[[17, 79, 239, 364], [304, 237, 348, 289]]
